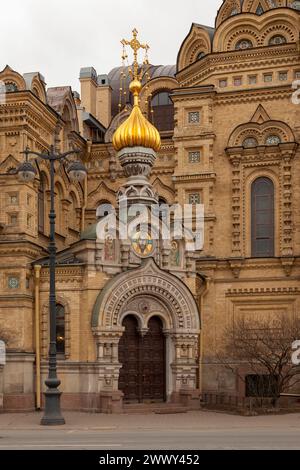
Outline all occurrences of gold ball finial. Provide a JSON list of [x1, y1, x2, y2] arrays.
[[129, 79, 142, 96]]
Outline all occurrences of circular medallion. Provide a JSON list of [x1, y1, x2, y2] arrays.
[[131, 231, 155, 258], [139, 301, 150, 314]]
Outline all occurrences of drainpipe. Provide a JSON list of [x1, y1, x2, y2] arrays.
[[34, 265, 42, 410], [199, 277, 211, 395]]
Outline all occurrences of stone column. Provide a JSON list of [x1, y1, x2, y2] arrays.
[[281, 151, 293, 257], [93, 328, 124, 413], [170, 333, 200, 410], [231, 155, 242, 257]]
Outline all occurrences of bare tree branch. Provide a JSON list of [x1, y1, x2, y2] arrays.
[[217, 314, 300, 406]]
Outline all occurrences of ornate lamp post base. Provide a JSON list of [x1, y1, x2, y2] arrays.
[[41, 381, 65, 426]]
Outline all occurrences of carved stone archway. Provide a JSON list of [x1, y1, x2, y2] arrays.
[[92, 259, 201, 412]]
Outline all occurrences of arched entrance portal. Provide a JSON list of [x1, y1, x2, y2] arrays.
[[92, 259, 201, 413], [118, 315, 165, 403]]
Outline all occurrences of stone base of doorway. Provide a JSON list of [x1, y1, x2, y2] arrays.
[[122, 389, 202, 415], [99, 391, 124, 414], [172, 388, 202, 411], [123, 402, 188, 414]]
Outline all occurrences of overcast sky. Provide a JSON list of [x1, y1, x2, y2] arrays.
[[2, 0, 221, 93]]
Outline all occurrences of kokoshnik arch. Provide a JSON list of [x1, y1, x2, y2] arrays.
[[0, 1, 299, 412]]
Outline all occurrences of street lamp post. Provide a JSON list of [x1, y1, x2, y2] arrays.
[[18, 145, 87, 426]]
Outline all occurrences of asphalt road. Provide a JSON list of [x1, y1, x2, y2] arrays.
[[0, 411, 299, 450], [0, 427, 299, 450]]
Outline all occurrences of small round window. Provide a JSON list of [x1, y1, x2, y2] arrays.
[[291, 1, 300, 11], [265, 135, 281, 146], [5, 82, 18, 92], [235, 39, 253, 50], [196, 51, 206, 60], [269, 35, 287, 46], [243, 137, 258, 148]]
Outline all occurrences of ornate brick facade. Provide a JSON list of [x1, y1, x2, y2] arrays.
[[0, 1, 299, 412]]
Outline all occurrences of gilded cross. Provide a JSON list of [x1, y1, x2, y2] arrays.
[[121, 28, 149, 80]]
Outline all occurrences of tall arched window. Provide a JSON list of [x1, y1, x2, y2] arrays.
[[69, 191, 79, 231], [251, 177, 275, 257], [151, 91, 174, 132], [96, 200, 113, 219], [38, 173, 47, 233], [158, 196, 169, 221], [62, 106, 72, 151], [54, 183, 64, 233], [56, 304, 65, 355]]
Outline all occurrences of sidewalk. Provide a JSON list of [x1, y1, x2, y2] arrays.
[[0, 410, 299, 431]]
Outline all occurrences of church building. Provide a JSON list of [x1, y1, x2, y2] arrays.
[[0, 0, 299, 413]]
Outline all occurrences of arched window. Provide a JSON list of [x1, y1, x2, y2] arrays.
[[7, 167, 17, 174], [292, 0, 300, 10], [96, 200, 114, 219], [243, 137, 258, 148], [69, 191, 79, 231], [151, 91, 174, 132], [5, 82, 18, 92], [196, 51, 206, 60], [235, 39, 253, 50], [62, 105, 72, 151], [230, 8, 239, 16], [54, 183, 63, 233], [251, 177, 274, 258], [158, 196, 169, 221], [255, 4, 264, 15], [269, 35, 287, 46], [38, 173, 47, 233], [56, 304, 65, 355], [265, 135, 281, 146]]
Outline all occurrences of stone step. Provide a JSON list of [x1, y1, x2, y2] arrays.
[[123, 403, 188, 414]]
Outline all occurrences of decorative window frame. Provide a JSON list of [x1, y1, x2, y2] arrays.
[[187, 149, 201, 164], [7, 212, 18, 226], [262, 26, 295, 47], [226, 31, 259, 51], [7, 192, 19, 205], [41, 297, 71, 359], [226, 142, 298, 259], [7, 274, 20, 290], [187, 110, 201, 125]]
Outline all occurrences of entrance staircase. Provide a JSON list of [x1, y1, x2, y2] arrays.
[[122, 402, 188, 414]]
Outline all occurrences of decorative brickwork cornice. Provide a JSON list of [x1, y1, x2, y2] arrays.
[[177, 45, 298, 87], [226, 286, 300, 297]]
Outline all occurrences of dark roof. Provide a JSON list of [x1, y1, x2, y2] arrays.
[[47, 86, 73, 114], [108, 64, 176, 117], [34, 254, 84, 267]]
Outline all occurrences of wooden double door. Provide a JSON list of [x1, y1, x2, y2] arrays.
[[118, 315, 166, 403]]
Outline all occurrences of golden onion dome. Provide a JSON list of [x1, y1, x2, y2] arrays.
[[112, 79, 161, 152]]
